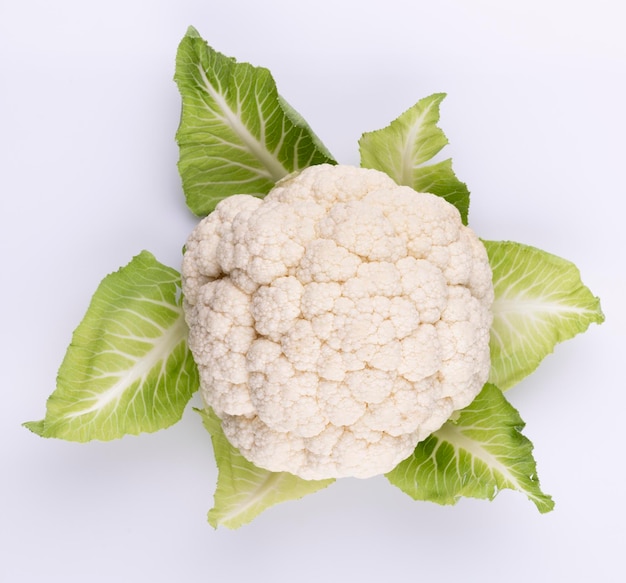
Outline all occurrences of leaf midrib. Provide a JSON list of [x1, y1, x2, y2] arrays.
[[196, 64, 289, 182], [435, 422, 519, 490], [65, 313, 187, 419], [219, 469, 285, 527]]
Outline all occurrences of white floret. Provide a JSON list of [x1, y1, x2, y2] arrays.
[[182, 164, 494, 480]]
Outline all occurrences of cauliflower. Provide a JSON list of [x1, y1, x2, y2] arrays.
[[182, 164, 494, 480]]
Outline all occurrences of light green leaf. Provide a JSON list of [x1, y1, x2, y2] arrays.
[[359, 93, 470, 223], [24, 251, 199, 441], [198, 408, 334, 529], [175, 26, 336, 216], [386, 383, 554, 513], [485, 240, 605, 390]]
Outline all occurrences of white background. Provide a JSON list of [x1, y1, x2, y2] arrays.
[[1, 1, 624, 581]]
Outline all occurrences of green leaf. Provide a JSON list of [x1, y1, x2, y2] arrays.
[[359, 93, 470, 223], [386, 383, 554, 513], [174, 26, 336, 216], [485, 240, 605, 390], [198, 408, 334, 529], [24, 251, 199, 441]]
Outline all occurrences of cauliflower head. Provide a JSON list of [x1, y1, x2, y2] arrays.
[[182, 164, 494, 480]]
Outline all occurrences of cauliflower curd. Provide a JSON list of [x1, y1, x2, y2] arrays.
[[182, 164, 494, 479]]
